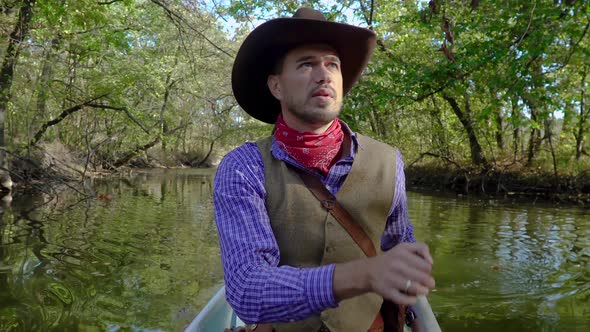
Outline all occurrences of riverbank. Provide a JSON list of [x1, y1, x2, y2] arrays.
[[406, 164, 590, 205], [4, 143, 590, 206], [1, 141, 218, 194]]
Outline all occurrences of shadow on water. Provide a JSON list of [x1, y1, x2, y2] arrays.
[[0, 171, 588, 331]]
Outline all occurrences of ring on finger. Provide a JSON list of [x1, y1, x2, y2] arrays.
[[404, 279, 412, 294]]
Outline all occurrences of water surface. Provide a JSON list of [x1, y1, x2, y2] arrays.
[[410, 190, 590, 331], [0, 169, 588, 331]]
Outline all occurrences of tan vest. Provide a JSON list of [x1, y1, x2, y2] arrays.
[[256, 134, 397, 332]]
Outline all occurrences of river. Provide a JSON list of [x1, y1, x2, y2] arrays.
[[0, 169, 588, 331]]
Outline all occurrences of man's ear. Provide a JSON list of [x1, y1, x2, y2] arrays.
[[267, 75, 282, 101]]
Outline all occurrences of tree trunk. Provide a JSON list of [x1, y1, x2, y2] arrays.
[[430, 95, 450, 157], [510, 98, 521, 161], [523, 94, 542, 166], [159, 52, 179, 152], [443, 94, 488, 167], [545, 117, 559, 189], [489, 90, 505, 151], [367, 107, 378, 135], [160, 73, 173, 152], [0, 0, 36, 168], [495, 109, 504, 151], [526, 111, 541, 166], [575, 68, 587, 160], [368, 100, 388, 138], [33, 36, 60, 138], [195, 139, 215, 167], [525, 60, 546, 167]]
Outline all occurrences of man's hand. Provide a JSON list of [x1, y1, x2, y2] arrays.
[[368, 242, 435, 305], [333, 242, 435, 306]]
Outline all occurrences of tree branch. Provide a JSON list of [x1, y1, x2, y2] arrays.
[[408, 151, 463, 170], [97, 0, 124, 5], [86, 103, 150, 134], [30, 95, 107, 146], [149, 0, 232, 57], [110, 123, 187, 168], [30, 97, 153, 146], [369, 0, 374, 28]]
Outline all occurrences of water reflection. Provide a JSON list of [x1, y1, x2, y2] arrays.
[[0, 169, 222, 331], [0, 172, 588, 331]]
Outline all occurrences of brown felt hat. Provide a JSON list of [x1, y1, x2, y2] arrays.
[[231, 7, 377, 124]]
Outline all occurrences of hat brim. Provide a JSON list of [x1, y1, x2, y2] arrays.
[[232, 17, 377, 124]]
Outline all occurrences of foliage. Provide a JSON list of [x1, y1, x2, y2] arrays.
[[1, 0, 589, 176], [2, 0, 267, 171]]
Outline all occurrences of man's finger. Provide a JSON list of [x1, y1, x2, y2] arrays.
[[402, 251, 433, 274], [408, 281, 430, 296], [386, 288, 418, 306], [407, 242, 434, 265]]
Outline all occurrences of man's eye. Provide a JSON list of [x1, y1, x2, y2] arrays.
[[300, 62, 312, 68], [328, 62, 340, 69]]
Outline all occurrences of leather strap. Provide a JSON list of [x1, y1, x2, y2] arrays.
[[255, 167, 396, 332], [292, 166, 388, 332], [292, 167, 378, 258], [246, 167, 380, 332]]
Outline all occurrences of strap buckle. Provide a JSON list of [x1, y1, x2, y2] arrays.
[[321, 198, 336, 211]]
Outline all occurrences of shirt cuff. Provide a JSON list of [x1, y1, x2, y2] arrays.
[[303, 264, 338, 312]]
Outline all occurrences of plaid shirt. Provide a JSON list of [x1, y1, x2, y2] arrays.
[[213, 124, 416, 324]]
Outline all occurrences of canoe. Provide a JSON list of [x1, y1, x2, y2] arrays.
[[185, 286, 244, 332], [186, 287, 441, 332]]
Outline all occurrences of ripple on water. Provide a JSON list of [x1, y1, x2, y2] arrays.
[[408, 191, 590, 331]]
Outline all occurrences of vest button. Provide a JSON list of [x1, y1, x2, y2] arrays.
[[325, 246, 332, 253]]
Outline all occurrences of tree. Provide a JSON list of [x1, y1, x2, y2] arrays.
[[0, 0, 35, 170]]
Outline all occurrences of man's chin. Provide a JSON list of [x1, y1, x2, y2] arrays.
[[303, 109, 340, 124], [287, 103, 341, 124]]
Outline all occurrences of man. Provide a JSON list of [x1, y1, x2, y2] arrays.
[[214, 7, 435, 332]]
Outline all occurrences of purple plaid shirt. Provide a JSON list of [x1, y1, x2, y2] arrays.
[[213, 125, 416, 324]]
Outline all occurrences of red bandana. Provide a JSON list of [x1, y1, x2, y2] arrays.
[[274, 115, 344, 175]]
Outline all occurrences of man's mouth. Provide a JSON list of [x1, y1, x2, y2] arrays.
[[311, 88, 333, 99]]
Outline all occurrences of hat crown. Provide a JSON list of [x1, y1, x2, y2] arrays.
[[293, 7, 326, 21]]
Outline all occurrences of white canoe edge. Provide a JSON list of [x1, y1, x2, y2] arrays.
[[185, 286, 245, 332], [185, 287, 441, 332]]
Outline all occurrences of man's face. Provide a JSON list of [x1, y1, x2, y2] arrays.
[[268, 44, 343, 127]]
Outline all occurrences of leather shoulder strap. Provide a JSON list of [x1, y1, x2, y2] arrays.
[[291, 166, 377, 258]]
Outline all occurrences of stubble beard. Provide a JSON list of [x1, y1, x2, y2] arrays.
[[286, 97, 343, 127]]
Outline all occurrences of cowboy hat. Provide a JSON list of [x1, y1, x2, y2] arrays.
[[231, 7, 377, 124]]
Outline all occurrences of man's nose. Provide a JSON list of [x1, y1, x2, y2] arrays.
[[313, 64, 332, 84]]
